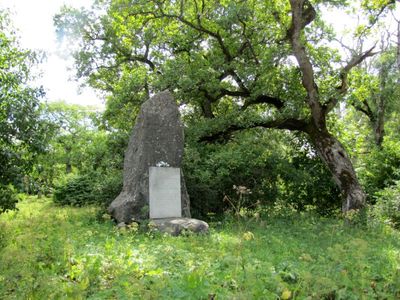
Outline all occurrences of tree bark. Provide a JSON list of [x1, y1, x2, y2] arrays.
[[288, 0, 366, 212], [65, 145, 72, 174], [374, 93, 386, 147], [373, 51, 390, 147], [308, 126, 366, 211], [201, 98, 215, 118]]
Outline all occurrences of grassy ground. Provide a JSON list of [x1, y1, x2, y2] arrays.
[[0, 197, 400, 299]]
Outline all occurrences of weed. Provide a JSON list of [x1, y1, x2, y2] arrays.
[[0, 196, 400, 299]]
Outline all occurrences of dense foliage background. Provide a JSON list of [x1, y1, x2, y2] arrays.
[[1, 0, 399, 221]]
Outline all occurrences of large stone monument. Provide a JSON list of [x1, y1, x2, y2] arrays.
[[108, 91, 191, 223]]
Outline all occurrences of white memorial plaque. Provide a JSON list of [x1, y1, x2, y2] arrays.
[[149, 167, 181, 218]]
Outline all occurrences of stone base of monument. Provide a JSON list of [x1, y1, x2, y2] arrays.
[[150, 218, 209, 236]]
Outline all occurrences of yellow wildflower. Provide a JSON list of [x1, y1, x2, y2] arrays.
[[281, 289, 291, 299]]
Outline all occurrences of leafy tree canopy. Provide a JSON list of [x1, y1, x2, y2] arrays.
[[55, 0, 397, 212], [0, 11, 50, 184], [0, 10, 52, 211]]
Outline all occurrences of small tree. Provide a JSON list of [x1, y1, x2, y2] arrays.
[[0, 10, 49, 211]]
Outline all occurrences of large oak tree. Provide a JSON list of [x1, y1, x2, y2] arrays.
[[55, 0, 396, 212]]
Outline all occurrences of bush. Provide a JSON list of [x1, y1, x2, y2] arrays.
[[277, 144, 341, 216], [184, 130, 282, 218], [373, 181, 400, 228], [184, 129, 341, 219], [94, 171, 123, 208], [355, 115, 400, 198], [359, 143, 400, 198], [53, 174, 95, 206], [53, 172, 122, 207], [0, 184, 19, 213]]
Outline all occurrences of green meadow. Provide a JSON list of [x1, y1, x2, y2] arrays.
[[1, 197, 399, 299]]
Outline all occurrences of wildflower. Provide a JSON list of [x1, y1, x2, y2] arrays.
[[242, 231, 254, 241], [299, 253, 313, 262], [233, 185, 251, 195], [102, 213, 111, 220], [127, 222, 139, 232], [281, 289, 291, 300], [148, 221, 157, 230]]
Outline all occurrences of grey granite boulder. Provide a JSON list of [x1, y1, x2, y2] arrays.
[[151, 218, 209, 236], [108, 91, 191, 223]]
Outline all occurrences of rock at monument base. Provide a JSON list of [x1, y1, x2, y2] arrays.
[[151, 218, 209, 236], [108, 91, 191, 223]]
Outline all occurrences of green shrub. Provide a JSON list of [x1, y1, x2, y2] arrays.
[[53, 174, 95, 206], [356, 116, 400, 198], [53, 171, 122, 207], [184, 130, 341, 219], [184, 131, 282, 218], [0, 184, 18, 213], [359, 143, 400, 198], [93, 171, 123, 208], [277, 144, 341, 216], [373, 181, 400, 228]]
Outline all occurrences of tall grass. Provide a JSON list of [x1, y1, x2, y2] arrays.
[[1, 196, 400, 299]]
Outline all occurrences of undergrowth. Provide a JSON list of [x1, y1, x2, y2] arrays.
[[1, 196, 400, 299]]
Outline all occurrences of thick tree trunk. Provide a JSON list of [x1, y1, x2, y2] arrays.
[[201, 99, 215, 118], [66, 158, 72, 174], [374, 94, 385, 147], [374, 54, 389, 147], [309, 128, 366, 212], [65, 145, 72, 174], [288, 0, 368, 213]]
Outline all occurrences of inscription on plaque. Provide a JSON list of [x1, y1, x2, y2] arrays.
[[149, 167, 181, 219]]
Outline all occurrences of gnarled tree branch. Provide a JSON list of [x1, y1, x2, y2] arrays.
[[353, 100, 375, 122], [242, 94, 284, 110], [199, 118, 309, 143], [323, 45, 377, 114]]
